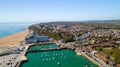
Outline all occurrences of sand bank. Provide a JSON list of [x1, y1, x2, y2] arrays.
[[0, 30, 29, 47]]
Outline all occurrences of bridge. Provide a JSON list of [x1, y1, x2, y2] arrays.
[[27, 47, 67, 53]]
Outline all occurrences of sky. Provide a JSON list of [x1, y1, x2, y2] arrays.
[[0, 0, 120, 22]]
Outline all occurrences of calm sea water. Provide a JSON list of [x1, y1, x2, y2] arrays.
[[0, 22, 35, 38], [22, 44, 98, 67]]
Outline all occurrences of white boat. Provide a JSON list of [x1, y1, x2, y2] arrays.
[[57, 62, 60, 65], [52, 57, 55, 60]]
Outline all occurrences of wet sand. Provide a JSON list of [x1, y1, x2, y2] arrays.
[[0, 30, 29, 47]]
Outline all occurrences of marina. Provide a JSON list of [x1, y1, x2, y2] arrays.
[[21, 43, 97, 67]]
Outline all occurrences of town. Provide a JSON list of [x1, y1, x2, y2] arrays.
[[0, 21, 120, 67], [28, 21, 120, 67]]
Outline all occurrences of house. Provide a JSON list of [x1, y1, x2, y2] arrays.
[[58, 39, 65, 45], [94, 52, 116, 66]]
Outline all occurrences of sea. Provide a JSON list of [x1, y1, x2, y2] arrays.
[[0, 22, 35, 38]]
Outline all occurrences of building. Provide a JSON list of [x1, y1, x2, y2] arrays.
[[25, 32, 49, 44], [94, 52, 116, 67], [34, 36, 49, 43], [25, 32, 36, 44]]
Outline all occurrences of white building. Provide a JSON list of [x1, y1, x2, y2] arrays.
[[25, 32, 49, 44]]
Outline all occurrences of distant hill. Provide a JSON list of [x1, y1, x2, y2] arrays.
[[84, 20, 120, 23], [38, 20, 120, 24]]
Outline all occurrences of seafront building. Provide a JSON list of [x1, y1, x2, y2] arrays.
[[25, 31, 49, 44]]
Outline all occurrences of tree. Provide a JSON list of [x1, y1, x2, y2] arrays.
[[95, 47, 103, 51], [64, 35, 73, 42], [114, 48, 120, 64]]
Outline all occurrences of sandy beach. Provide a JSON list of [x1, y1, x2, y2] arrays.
[[0, 30, 29, 47]]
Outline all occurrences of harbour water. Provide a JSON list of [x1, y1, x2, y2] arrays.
[[22, 44, 98, 67]]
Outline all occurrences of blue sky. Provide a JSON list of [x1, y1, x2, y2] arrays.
[[0, 0, 120, 22]]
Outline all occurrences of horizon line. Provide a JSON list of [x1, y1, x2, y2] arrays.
[[0, 19, 120, 23]]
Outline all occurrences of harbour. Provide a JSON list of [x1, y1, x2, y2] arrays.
[[21, 43, 98, 67]]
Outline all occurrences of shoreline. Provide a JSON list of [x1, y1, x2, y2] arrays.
[[0, 29, 29, 47]]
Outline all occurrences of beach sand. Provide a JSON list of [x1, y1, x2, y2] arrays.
[[0, 30, 29, 47], [117, 64, 120, 67]]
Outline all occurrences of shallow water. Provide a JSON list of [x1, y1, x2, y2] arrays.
[[0, 22, 33, 38]]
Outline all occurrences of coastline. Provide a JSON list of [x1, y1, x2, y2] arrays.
[[0, 29, 29, 47]]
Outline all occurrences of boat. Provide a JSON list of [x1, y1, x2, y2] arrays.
[[52, 57, 55, 60], [85, 65, 88, 67], [57, 62, 61, 65]]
